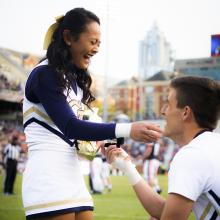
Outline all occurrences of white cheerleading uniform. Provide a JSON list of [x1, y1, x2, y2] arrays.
[[22, 61, 93, 218], [168, 131, 220, 220]]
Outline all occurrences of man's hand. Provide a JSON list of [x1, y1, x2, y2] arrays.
[[104, 146, 131, 171], [102, 145, 142, 185]]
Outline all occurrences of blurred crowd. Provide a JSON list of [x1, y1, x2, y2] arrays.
[[0, 73, 22, 91], [123, 137, 178, 172]]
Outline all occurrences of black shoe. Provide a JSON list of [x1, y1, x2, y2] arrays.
[[157, 189, 162, 194], [91, 190, 102, 194]]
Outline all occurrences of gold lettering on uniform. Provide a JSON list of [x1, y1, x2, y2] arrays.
[[69, 100, 81, 109], [69, 99, 85, 119], [77, 109, 84, 119]]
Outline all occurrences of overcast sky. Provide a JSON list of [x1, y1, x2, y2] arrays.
[[0, 0, 219, 80]]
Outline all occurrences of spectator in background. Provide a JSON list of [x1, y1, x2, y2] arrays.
[[101, 155, 112, 192], [3, 136, 21, 195], [142, 142, 161, 194], [89, 152, 104, 194]]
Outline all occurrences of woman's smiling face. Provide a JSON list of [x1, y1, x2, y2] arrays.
[[66, 21, 101, 70]]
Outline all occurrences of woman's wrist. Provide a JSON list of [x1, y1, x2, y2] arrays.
[[115, 123, 132, 138]]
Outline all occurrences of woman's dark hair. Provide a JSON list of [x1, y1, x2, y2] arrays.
[[46, 8, 100, 107], [170, 76, 220, 130]]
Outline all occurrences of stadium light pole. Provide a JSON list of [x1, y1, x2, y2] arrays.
[[102, 1, 110, 122]]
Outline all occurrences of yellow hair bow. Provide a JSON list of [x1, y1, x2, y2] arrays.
[[43, 15, 64, 50]]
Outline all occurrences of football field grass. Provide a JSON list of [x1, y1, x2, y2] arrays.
[[0, 173, 196, 220]]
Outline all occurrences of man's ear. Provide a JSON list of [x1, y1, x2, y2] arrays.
[[63, 29, 72, 46], [182, 106, 192, 121]]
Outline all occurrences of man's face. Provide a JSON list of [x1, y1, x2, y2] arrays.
[[161, 87, 184, 140]]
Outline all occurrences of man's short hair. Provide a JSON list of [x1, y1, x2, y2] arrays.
[[170, 76, 220, 130]]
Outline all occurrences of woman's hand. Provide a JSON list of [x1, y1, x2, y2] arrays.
[[130, 122, 163, 143]]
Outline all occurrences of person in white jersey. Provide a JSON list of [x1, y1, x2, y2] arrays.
[[142, 142, 162, 195], [103, 76, 220, 220], [22, 7, 163, 220]]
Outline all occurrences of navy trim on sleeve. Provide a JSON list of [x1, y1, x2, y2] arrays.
[[210, 211, 218, 220], [209, 190, 220, 206]]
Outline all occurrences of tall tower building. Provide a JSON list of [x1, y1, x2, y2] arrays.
[[138, 23, 174, 79]]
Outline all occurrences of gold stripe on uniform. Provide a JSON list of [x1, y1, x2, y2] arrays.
[[24, 198, 93, 211], [23, 107, 53, 124], [199, 202, 212, 220]]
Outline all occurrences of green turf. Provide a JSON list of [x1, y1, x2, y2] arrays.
[[0, 173, 195, 220]]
